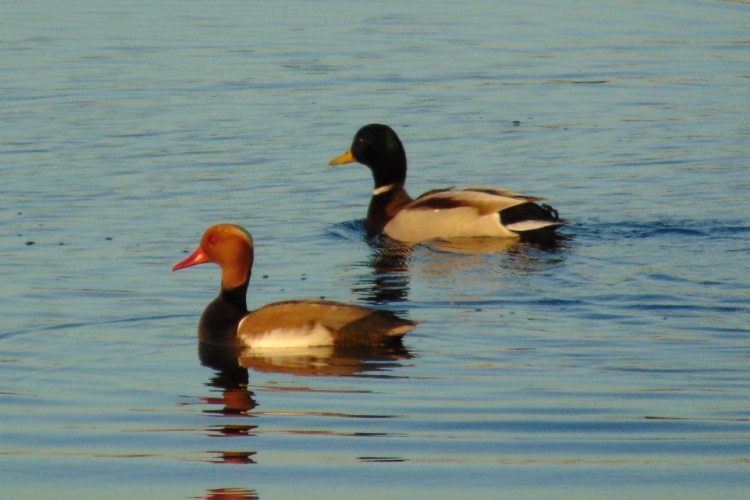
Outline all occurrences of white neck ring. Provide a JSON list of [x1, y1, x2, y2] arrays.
[[373, 184, 395, 195]]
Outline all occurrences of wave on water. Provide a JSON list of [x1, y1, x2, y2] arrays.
[[573, 218, 750, 241], [326, 220, 367, 242], [0, 314, 187, 341]]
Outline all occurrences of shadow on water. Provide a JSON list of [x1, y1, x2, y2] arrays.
[[333, 220, 571, 305]]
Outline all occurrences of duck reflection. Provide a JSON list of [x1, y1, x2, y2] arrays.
[[195, 339, 410, 463], [353, 231, 570, 305], [199, 341, 411, 380], [421, 234, 569, 276], [206, 451, 257, 465], [240, 343, 410, 377], [196, 343, 258, 462], [198, 487, 259, 500], [352, 238, 413, 304], [199, 342, 257, 416]]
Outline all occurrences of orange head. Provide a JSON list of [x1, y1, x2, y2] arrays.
[[173, 224, 254, 290]]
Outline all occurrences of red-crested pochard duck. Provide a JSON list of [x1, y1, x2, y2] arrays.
[[172, 224, 418, 348], [329, 124, 566, 242]]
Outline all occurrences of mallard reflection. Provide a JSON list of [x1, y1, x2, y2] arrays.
[[352, 237, 413, 304], [421, 235, 569, 277], [353, 232, 570, 305]]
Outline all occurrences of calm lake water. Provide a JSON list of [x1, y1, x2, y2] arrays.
[[2, 0, 749, 498]]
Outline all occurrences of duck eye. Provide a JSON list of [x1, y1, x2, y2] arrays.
[[209, 235, 220, 245]]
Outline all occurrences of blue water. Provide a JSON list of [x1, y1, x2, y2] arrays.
[[1, 0, 749, 498]]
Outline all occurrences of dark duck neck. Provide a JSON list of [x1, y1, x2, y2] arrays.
[[198, 282, 249, 346]]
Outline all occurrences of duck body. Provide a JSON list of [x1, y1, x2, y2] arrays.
[[173, 224, 417, 348], [368, 183, 561, 242], [329, 124, 565, 243], [201, 296, 414, 349]]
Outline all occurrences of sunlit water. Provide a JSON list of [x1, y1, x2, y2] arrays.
[[1, 0, 749, 498]]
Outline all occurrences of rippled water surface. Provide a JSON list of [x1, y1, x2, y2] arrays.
[[2, 0, 749, 498]]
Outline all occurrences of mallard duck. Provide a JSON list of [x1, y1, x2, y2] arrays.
[[173, 224, 418, 348], [329, 124, 565, 242]]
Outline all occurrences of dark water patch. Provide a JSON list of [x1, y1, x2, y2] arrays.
[[0, 314, 187, 341], [622, 302, 745, 314], [692, 326, 750, 340], [607, 364, 738, 376], [0, 146, 54, 156], [395, 417, 750, 438], [0, 390, 37, 398], [437, 404, 614, 418], [644, 272, 705, 284], [259, 412, 398, 420], [645, 415, 750, 423], [577, 218, 750, 241], [528, 297, 587, 308], [358, 456, 406, 463]]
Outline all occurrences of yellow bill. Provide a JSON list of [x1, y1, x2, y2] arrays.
[[328, 149, 356, 166]]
